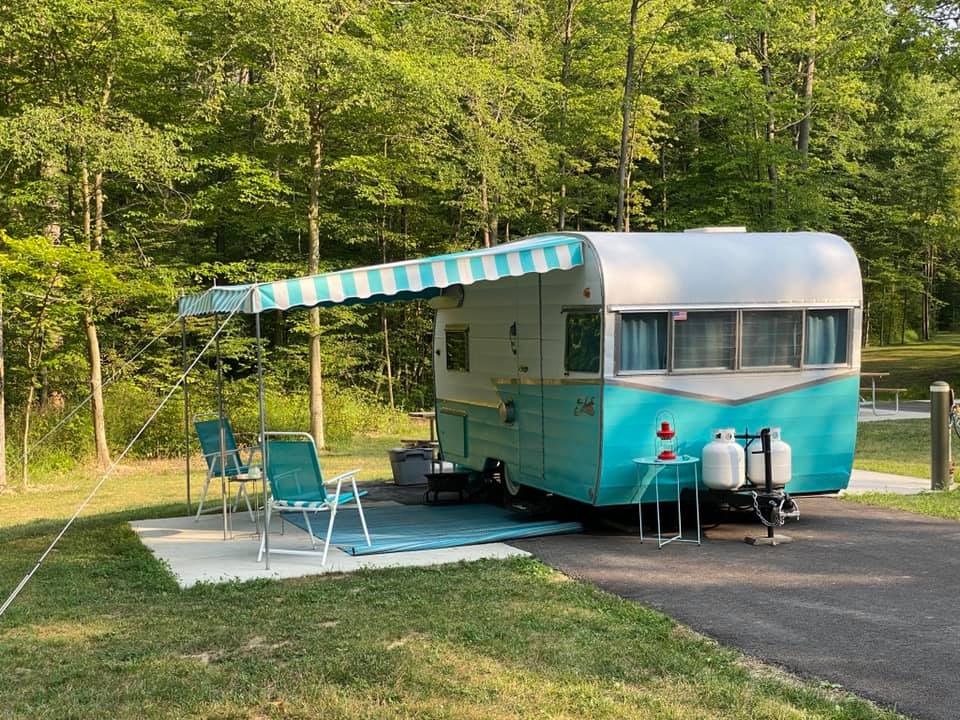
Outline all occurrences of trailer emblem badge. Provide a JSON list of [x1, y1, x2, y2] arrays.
[[574, 396, 596, 417]]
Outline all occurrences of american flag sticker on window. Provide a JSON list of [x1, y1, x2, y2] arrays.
[[672, 311, 688, 321]]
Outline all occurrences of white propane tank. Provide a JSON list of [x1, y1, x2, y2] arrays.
[[702, 428, 746, 490], [746, 427, 792, 488]]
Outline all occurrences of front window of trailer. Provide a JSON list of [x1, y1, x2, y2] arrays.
[[619, 312, 668, 371], [672, 311, 737, 371], [742, 310, 803, 368], [805, 309, 849, 365]]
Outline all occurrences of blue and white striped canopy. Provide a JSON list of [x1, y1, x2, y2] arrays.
[[178, 234, 583, 317]]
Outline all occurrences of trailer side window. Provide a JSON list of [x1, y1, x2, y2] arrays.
[[741, 310, 802, 368], [673, 311, 736, 370], [619, 313, 668, 371], [565, 311, 601, 373], [805, 309, 849, 365], [445, 327, 469, 372]]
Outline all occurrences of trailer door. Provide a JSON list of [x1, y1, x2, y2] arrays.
[[515, 274, 544, 485]]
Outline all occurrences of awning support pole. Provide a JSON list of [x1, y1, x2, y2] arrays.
[[181, 315, 192, 515], [255, 311, 269, 568], [215, 312, 229, 541]]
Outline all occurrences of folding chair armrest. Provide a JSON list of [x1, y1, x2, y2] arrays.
[[326, 469, 360, 486], [201, 447, 243, 460]]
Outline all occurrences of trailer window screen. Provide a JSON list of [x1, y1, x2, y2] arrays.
[[565, 311, 601, 373], [620, 313, 668, 371], [445, 328, 469, 371], [673, 311, 736, 370], [805, 309, 849, 365], [742, 310, 802, 368]]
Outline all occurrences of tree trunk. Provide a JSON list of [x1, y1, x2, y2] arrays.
[[84, 310, 111, 466], [759, 27, 778, 218], [379, 171, 394, 410], [922, 244, 934, 341], [616, 0, 641, 232], [20, 342, 36, 489], [0, 278, 6, 492], [901, 292, 908, 344], [558, 0, 576, 230], [307, 109, 326, 449], [94, 171, 105, 246], [481, 174, 492, 247], [81, 161, 92, 242], [82, 157, 110, 467], [40, 158, 62, 243], [796, 7, 816, 168]]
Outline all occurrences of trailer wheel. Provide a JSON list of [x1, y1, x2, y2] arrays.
[[483, 459, 525, 502], [502, 465, 523, 497]]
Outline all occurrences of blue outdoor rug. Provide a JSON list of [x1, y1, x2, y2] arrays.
[[281, 503, 583, 556]]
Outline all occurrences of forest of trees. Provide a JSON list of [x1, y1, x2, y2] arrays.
[[1, 0, 960, 485]]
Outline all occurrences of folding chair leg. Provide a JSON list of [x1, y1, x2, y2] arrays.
[[238, 482, 255, 522], [194, 474, 212, 521], [321, 477, 343, 566], [258, 501, 271, 562], [352, 477, 371, 547], [303, 512, 317, 550]]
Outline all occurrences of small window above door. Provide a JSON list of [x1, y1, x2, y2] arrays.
[[564, 310, 601, 374], [445, 327, 469, 372]]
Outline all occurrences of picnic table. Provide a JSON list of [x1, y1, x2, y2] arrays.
[[860, 372, 906, 415]]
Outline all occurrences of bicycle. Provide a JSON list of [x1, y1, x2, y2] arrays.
[[950, 390, 960, 441]]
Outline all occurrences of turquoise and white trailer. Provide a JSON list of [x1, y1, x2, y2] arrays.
[[178, 228, 862, 507], [431, 230, 862, 505]]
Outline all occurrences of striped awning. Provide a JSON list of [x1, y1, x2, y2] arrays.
[[178, 234, 583, 317]]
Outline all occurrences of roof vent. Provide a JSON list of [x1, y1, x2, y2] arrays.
[[683, 226, 747, 233]]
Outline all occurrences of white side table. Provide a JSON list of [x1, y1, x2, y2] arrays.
[[632, 455, 702, 548]]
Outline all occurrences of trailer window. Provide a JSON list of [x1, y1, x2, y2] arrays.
[[741, 310, 802, 368], [445, 327, 469, 372], [565, 311, 601, 373], [619, 313, 668, 371], [805, 309, 849, 365], [672, 311, 736, 370]]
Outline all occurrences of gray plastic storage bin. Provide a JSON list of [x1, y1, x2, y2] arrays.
[[388, 447, 433, 485]]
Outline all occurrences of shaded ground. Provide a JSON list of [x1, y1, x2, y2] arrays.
[[515, 497, 960, 720]]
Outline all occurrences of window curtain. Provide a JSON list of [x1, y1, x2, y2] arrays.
[[620, 314, 667, 371], [673, 311, 736, 370], [742, 311, 802, 367], [805, 310, 849, 365]]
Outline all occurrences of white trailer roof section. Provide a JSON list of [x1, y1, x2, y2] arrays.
[[576, 231, 862, 310]]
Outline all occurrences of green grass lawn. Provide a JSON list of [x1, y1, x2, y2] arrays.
[[850, 420, 960, 521], [844, 489, 960, 520], [854, 419, 931, 479], [0, 437, 904, 718], [862, 332, 960, 399]]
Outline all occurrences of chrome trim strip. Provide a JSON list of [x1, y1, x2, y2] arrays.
[[437, 399, 498, 411], [609, 302, 861, 312], [604, 371, 859, 406], [491, 377, 602, 387]]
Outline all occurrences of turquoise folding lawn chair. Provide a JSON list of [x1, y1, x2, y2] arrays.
[[193, 413, 257, 521], [258, 432, 370, 565]]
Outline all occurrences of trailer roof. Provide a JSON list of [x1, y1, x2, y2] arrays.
[[576, 231, 862, 308]]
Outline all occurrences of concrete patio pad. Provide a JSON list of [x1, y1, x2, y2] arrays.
[[131, 503, 527, 588]]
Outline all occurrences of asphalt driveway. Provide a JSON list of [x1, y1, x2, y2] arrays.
[[514, 497, 960, 720]]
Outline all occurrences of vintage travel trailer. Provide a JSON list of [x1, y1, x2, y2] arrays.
[[432, 230, 862, 506]]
